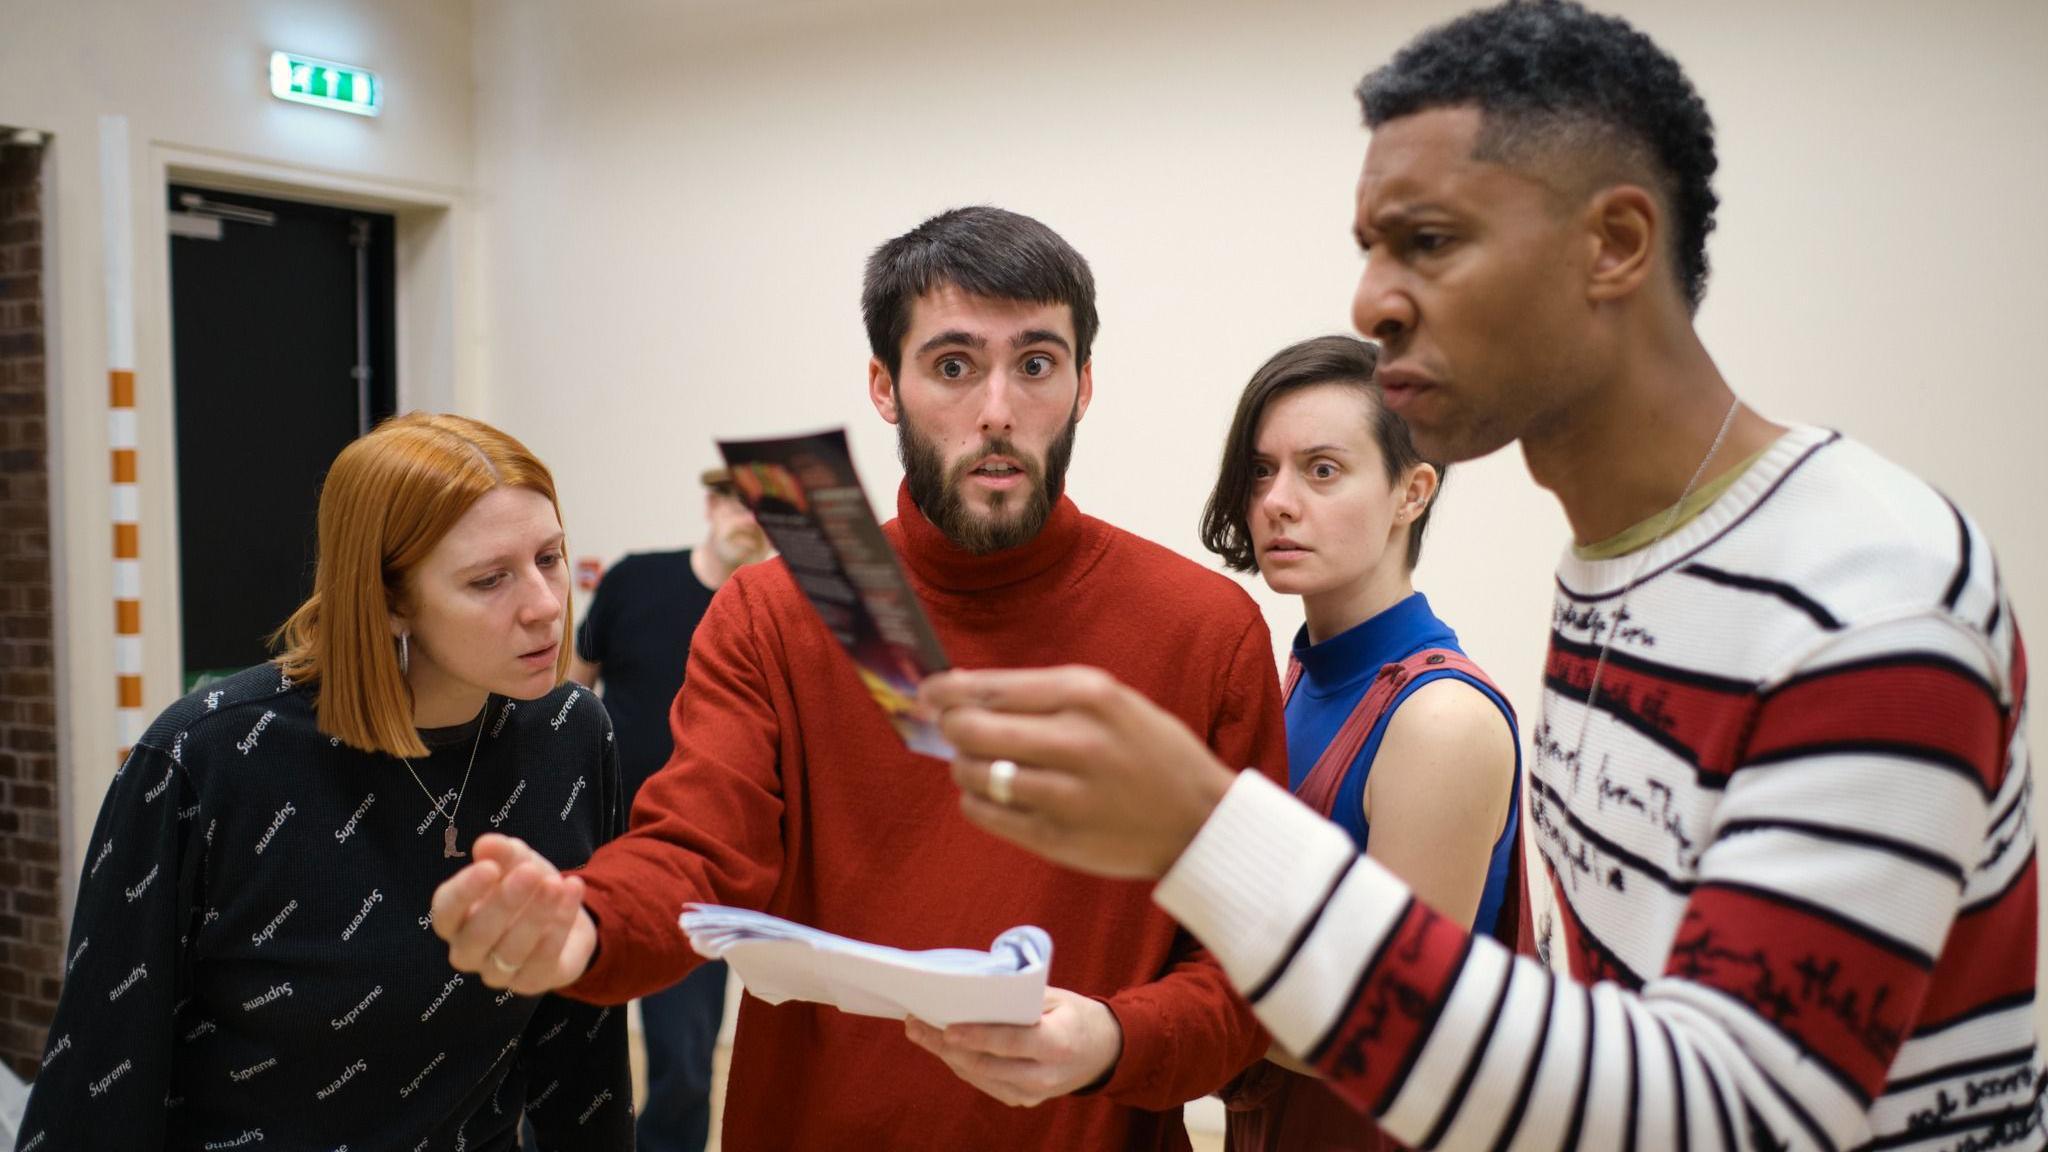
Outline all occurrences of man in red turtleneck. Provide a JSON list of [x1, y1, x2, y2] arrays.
[[430, 207, 1287, 1149]]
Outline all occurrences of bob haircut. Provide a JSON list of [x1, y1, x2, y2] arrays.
[[1201, 335, 1443, 574], [273, 412, 572, 758]]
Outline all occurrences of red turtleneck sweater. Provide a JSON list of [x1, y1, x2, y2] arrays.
[[568, 484, 1287, 1150]]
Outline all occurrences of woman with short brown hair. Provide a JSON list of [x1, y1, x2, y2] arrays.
[[19, 413, 630, 1151]]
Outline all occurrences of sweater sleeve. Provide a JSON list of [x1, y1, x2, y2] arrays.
[[16, 742, 205, 1152], [1155, 611, 2020, 1151], [1095, 614, 1290, 1108], [567, 575, 788, 1003]]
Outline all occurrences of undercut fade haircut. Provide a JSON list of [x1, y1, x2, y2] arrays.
[[862, 206, 1100, 382], [1357, 0, 1720, 312]]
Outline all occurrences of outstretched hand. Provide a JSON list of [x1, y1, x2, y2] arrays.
[[919, 666, 1237, 879], [905, 987, 1124, 1107], [431, 833, 597, 996]]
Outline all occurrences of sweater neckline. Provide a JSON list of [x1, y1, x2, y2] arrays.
[[890, 479, 1088, 594], [1289, 592, 1454, 698], [1555, 425, 1833, 599]]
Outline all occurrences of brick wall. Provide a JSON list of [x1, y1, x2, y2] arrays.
[[0, 136, 63, 1082]]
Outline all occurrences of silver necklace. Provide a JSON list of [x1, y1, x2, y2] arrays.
[[400, 697, 489, 858], [1570, 396, 1742, 767]]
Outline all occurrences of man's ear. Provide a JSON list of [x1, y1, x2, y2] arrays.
[[1584, 184, 1659, 304], [1074, 359, 1094, 423], [869, 358, 901, 425]]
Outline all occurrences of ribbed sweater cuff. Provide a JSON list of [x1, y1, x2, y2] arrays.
[[1153, 770, 1357, 994]]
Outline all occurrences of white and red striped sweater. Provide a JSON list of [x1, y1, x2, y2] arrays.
[[1158, 426, 2038, 1151]]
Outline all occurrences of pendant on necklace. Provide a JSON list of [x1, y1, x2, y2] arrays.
[[443, 823, 465, 859]]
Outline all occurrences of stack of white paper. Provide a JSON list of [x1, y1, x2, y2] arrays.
[[680, 904, 1052, 1027]]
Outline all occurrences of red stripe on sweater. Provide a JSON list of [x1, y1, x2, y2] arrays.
[[1546, 645, 1755, 781], [1666, 886, 1932, 1101], [1914, 862, 2038, 1033], [1547, 868, 1643, 990], [1748, 661, 2004, 793], [1316, 901, 1469, 1115], [2007, 633, 2029, 751]]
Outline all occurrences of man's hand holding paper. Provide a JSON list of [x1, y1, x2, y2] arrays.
[[904, 987, 1125, 1109]]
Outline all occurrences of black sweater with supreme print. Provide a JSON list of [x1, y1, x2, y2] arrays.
[[17, 664, 632, 1152]]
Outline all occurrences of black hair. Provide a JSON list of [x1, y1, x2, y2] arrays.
[[1357, 0, 1719, 311], [1202, 335, 1444, 574], [861, 207, 1100, 381]]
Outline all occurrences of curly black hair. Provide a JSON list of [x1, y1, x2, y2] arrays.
[[1357, 0, 1719, 312]]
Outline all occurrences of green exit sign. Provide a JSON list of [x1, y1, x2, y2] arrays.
[[269, 51, 380, 117]]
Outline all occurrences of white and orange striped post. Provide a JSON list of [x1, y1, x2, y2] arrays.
[[100, 115, 143, 761]]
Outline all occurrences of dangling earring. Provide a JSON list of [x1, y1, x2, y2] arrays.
[[399, 632, 410, 676]]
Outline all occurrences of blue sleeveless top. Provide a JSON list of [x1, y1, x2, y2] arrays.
[[1285, 592, 1522, 937]]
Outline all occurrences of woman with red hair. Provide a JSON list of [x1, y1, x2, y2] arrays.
[[19, 413, 630, 1151]]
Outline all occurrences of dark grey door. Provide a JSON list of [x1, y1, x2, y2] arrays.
[[167, 185, 396, 688]]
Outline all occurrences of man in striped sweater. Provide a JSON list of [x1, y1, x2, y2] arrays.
[[919, 3, 2039, 1150]]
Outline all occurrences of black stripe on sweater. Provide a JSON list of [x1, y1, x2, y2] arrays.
[[1678, 563, 1843, 631], [1544, 672, 1717, 781], [1715, 818, 1967, 885], [1307, 894, 1415, 1067], [1758, 1056, 1842, 1152], [1246, 854, 1356, 1004], [1374, 932, 1476, 1120], [1418, 947, 1516, 1150], [1742, 740, 1993, 802], [1556, 985, 1598, 1152], [1704, 1041, 1740, 1152], [1697, 878, 1938, 969], [1484, 967, 1554, 1152], [1881, 1044, 2038, 1096], [1768, 651, 2001, 714], [1548, 630, 1758, 696], [1621, 994, 1641, 1152], [1867, 1101, 2043, 1151], [1531, 774, 1694, 898], [1910, 990, 2039, 1040], [1963, 844, 2035, 915], [1942, 494, 1974, 612], [1658, 1015, 1692, 1152]]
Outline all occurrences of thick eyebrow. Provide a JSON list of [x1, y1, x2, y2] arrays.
[[913, 329, 988, 358], [459, 532, 566, 574], [1012, 329, 1072, 355], [1252, 444, 1355, 463], [1356, 202, 1451, 245]]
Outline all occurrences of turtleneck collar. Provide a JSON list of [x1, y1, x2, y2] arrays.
[[888, 479, 1089, 594], [1290, 591, 1454, 698]]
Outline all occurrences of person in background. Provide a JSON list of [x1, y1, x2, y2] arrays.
[[567, 465, 771, 1152], [1201, 334, 1518, 1151], [18, 412, 630, 1151]]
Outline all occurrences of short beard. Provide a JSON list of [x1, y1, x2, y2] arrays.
[[898, 402, 1079, 556]]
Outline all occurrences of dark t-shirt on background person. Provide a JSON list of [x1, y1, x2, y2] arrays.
[[576, 550, 715, 799]]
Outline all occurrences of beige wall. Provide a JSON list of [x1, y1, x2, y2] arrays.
[[0, 0, 478, 886], [475, 0, 2046, 731]]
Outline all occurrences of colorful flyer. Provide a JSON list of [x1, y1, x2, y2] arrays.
[[717, 428, 954, 758]]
